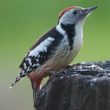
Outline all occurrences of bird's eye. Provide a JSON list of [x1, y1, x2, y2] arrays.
[[73, 10, 78, 15]]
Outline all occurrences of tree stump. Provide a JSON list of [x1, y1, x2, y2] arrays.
[[32, 61, 110, 110]]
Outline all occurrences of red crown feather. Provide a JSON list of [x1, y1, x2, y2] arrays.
[[59, 6, 77, 18]]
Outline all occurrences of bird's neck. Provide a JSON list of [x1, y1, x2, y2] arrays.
[[56, 22, 83, 50], [56, 23, 75, 36], [60, 23, 75, 37]]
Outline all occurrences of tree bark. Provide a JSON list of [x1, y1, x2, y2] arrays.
[[32, 61, 110, 110]]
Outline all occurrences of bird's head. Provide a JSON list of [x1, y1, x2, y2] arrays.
[[58, 6, 98, 25]]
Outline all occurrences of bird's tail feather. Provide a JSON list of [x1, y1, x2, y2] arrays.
[[10, 73, 22, 89]]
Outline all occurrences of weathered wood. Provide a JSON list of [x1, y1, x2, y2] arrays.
[[32, 61, 110, 110]]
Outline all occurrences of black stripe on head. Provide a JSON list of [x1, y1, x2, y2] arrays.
[[61, 23, 75, 50]]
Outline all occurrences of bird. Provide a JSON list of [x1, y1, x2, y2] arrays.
[[10, 6, 97, 91]]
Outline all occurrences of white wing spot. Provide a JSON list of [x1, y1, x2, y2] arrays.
[[29, 37, 55, 57], [37, 55, 40, 58], [27, 67, 30, 72], [48, 37, 55, 41], [36, 63, 40, 66], [43, 47, 47, 52], [28, 58, 32, 65], [36, 59, 39, 62], [23, 63, 26, 69]]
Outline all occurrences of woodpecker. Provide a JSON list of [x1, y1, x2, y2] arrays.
[[10, 6, 97, 90]]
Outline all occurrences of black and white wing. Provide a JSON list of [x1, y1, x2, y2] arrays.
[[10, 27, 64, 87]]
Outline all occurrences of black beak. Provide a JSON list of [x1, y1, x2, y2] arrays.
[[84, 6, 98, 15]]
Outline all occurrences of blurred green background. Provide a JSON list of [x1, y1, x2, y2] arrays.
[[0, 0, 110, 110]]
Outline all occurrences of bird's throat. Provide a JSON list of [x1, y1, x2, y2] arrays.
[[61, 23, 76, 50]]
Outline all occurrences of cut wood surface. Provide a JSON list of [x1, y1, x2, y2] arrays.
[[32, 61, 110, 110]]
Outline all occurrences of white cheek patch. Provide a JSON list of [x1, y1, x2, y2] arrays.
[[56, 24, 66, 36], [29, 37, 55, 57]]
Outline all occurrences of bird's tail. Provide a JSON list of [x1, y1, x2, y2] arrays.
[[10, 73, 22, 89]]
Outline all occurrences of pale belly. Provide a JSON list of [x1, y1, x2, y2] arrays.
[[40, 36, 83, 71]]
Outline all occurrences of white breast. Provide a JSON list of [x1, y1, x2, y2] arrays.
[[55, 22, 83, 66], [72, 22, 83, 58]]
